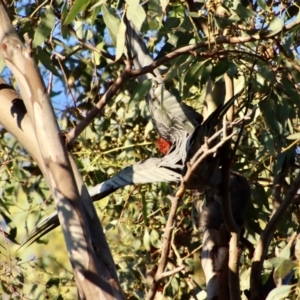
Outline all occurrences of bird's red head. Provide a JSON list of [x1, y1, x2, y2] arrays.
[[156, 137, 172, 155]]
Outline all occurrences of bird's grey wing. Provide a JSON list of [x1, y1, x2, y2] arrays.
[[125, 19, 202, 141]]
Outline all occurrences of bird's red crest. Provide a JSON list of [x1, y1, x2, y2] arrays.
[[156, 137, 172, 155]]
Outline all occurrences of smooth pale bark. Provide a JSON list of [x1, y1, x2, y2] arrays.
[[0, 2, 123, 299], [0, 77, 46, 175]]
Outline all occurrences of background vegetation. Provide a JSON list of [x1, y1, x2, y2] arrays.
[[1, 0, 300, 299]]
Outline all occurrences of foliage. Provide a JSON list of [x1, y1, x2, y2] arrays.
[[1, 0, 300, 299]]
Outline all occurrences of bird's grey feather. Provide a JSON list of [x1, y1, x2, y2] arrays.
[[126, 19, 203, 151]]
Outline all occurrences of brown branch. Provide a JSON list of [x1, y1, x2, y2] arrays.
[[179, 113, 251, 190], [63, 19, 300, 146], [250, 171, 300, 300], [190, 131, 236, 172], [188, 48, 272, 64], [129, 26, 299, 79], [224, 74, 234, 123], [160, 265, 185, 279], [67, 26, 117, 62], [220, 128, 241, 300], [157, 237, 203, 279], [65, 60, 132, 145], [146, 194, 181, 300], [274, 38, 300, 77], [221, 74, 241, 300]]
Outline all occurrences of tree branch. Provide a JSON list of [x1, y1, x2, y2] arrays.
[[67, 26, 117, 62], [0, 2, 123, 298], [146, 195, 181, 300], [221, 75, 241, 300], [66, 59, 132, 145], [64, 19, 299, 146], [0, 77, 46, 176], [250, 171, 300, 300]]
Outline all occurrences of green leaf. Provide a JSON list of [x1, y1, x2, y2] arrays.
[[257, 0, 267, 9], [0, 197, 10, 215], [105, 220, 118, 232], [132, 238, 141, 250], [126, 0, 146, 30], [165, 55, 193, 81], [287, 132, 300, 140], [60, 3, 69, 38], [171, 277, 179, 292], [0, 209, 12, 225], [234, 4, 256, 19], [102, 5, 120, 45], [295, 239, 300, 260], [183, 59, 208, 99], [89, 0, 107, 10], [115, 21, 127, 61], [189, 12, 200, 18], [282, 78, 300, 110], [261, 16, 284, 38], [200, 62, 213, 86], [163, 17, 181, 32], [274, 259, 295, 281], [261, 129, 275, 155], [274, 151, 288, 177], [46, 277, 60, 288], [260, 100, 282, 135], [266, 285, 293, 300], [149, 0, 163, 18], [214, 15, 239, 28], [64, 0, 91, 25], [150, 229, 162, 248], [211, 59, 231, 79], [130, 79, 152, 102], [36, 47, 60, 77], [33, 8, 55, 48]]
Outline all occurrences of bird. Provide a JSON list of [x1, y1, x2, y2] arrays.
[[125, 17, 203, 163], [21, 20, 238, 247]]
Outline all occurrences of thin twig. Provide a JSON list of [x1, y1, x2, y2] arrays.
[[66, 59, 132, 145], [68, 26, 116, 62], [146, 194, 181, 300], [160, 265, 185, 278], [221, 74, 241, 300]]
